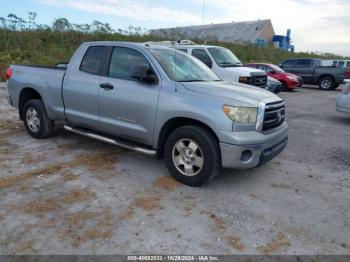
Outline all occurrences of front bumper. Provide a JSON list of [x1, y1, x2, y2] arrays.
[[220, 124, 288, 169]]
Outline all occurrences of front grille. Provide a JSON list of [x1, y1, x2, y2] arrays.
[[263, 101, 285, 131], [252, 75, 267, 87]]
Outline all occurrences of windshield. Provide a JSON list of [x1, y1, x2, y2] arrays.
[[150, 48, 221, 82], [269, 64, 284, 72], [207, 47, 243, 67]]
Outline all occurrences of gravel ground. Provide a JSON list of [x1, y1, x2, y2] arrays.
[[0, 82, 349, 255]]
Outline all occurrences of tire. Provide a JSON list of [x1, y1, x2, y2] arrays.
[[164, 126, 220, 187], [332, 84, 340, 90], [281, 81, 288, 92], [318, 76, 335, 91], [22, 99, 54, 139]]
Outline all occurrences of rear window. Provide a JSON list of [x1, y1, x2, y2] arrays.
[[80, 46, 105, 75]]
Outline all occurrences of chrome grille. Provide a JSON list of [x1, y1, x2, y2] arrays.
[[263, 101, 285, 131]]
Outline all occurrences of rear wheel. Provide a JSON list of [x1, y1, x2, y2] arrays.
[[23, 99, 54, 139], [164, 126, 220, 187], [319, 76, 335, 90]]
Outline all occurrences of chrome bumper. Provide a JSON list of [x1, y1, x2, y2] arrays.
[[220, 125, 288, 169]]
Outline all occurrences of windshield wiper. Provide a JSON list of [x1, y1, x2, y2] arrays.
[[218, 62, 243, 67], [180, 80, 207, 82]]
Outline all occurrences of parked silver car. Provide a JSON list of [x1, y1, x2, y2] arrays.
[[336, 80, 350, 114]]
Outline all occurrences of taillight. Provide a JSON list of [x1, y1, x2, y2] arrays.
[[345, 69, 350, 78], [5, 68, 12, 80], [343, 83, 350, 95]]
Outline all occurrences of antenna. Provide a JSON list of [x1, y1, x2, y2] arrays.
[[202, 0, 205, 25]]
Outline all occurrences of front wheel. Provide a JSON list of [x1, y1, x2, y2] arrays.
[[23, 99, 54, 139], [319, 76, 335, 90], [164, 126, 221, 187], [281, 81, 288, 92]]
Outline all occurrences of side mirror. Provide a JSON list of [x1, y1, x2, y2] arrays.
[[131, 65, 158, 84]]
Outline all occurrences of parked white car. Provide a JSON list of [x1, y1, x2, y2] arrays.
[[146, 41, 268, 88], [323, 59, 350, 69]]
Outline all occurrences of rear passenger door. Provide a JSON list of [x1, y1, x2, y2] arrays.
[[191, 49, 213, 68], [98, 46, 161, 145], [293, 59, 313, 82], [63, 46, 106, 130]]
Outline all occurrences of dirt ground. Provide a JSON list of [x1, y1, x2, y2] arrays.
[[0, 82, 349, 255]]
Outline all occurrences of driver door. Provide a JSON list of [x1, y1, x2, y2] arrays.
[[98, 46, 161, 145]]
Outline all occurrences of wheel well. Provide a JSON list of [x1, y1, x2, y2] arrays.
[[318, 74, 335, 84], [156, 117, 220, 159], [19, 88, 42, 120], [279, 80, 287, 86]]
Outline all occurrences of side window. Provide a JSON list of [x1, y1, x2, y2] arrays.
[[191, 49, 212, 68], [333, 61, 338, 67], [80, 46, 105, 75], [257, 65, 267, 71], [296, 59, 312, 67], [177, 49, 188, 53], [346, 61, 350, 68], [265, 66, 275, 73], [108, 47, 151, 81], [338, 61, 345, 68], [282, 60, 295, 67]]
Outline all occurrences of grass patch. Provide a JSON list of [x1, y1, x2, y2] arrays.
[[257, 232, 292, 254], [0, 150, 118, 189], [227, 236, 246, 252], [16, 187, 96, 215], [153, 176, 182, 191]]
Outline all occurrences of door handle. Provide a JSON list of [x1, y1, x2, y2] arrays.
[[99, 83, 114, 90]]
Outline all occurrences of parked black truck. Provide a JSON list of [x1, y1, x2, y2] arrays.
[[279, 58, 349, 90]]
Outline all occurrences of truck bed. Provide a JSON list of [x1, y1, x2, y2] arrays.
[[7, 64, 67, 120]]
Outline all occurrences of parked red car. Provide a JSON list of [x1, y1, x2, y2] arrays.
[[246, 63, 302, 91]]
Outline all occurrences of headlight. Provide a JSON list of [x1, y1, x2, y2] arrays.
[[223, 105, 258, 123], [287, 75, 297, 81], [239, 76, 251, 84]]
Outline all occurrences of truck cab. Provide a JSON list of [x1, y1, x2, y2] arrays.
[[172, 43, 268, 88]]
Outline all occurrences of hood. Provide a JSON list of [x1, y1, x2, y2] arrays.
[[284, 72, 299, 78], [224, 66, 266, 76], [181, 81, 280, 106]]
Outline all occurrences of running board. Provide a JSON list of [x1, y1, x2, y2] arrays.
[[63, 125, 156, 156]]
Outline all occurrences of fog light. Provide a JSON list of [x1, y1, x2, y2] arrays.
[[240, 150, 253, 163]]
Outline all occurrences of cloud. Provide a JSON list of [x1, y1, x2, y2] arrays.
[[39, 0, 350, 56], [196, 0, 350, 56], [39, 0, 201, 23]]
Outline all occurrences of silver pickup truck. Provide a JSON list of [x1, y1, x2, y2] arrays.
[[6, 41, 288, 186]]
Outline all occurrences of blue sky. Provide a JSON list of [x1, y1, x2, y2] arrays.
[[1, 0, 350, 56]]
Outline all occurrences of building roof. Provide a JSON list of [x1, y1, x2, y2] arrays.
[[150, 20, 275, 44]]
